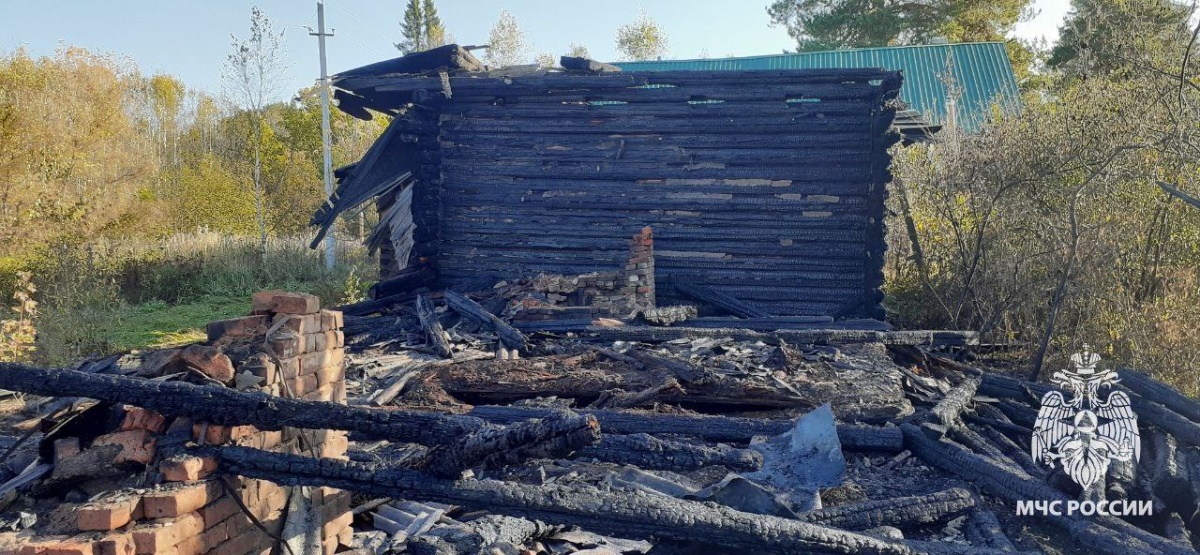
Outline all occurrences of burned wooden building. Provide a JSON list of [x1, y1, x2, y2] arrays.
[[313, 46, 902, 320]]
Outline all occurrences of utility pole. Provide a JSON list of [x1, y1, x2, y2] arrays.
[[311, 1, 336, 270]]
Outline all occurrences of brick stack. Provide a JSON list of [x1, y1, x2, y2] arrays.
[[0, 292, 352, 555]]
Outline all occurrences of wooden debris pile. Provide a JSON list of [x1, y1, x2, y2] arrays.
[[0, 287, 1196, 555]]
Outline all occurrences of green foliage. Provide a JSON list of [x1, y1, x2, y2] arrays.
[[615, 11, 669, 61], [396, 0, 446, 54], [1048, 0, 1193, 77], [766, 0, 1031, 51], [484, 10, 529, 67]]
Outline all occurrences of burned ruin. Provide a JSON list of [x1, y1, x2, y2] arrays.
[[1, 45, 1199, 555]]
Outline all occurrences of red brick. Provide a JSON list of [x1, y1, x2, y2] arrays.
[[267, 334, 301, 359], [289, 373, 319, 397], [130, 513, 203, 554], [274, 313, 322, 335], [118, 407, 166, 434], [77, 494, 142, 531], [321, 431, 349, 459], [208, 529, 271, 555], [205, 315, 268, 342], [199, 497, 240, 529], [298, 348, 343, 376], [251, 291, 320, 315], [158, 455, 218, 482], [93, 430, 156, 465], [142, 481, 221, 519], [239, 354, 277, 386], [321, 511, 352, 540], [17, 536, 96, 555], [178, 345, 235, 384], [315, 363, 344, 389], [53, 438, 80, 463], [337, 525, 352, 546], [319, 310, 343, 331], [96, 534, 134, 555]]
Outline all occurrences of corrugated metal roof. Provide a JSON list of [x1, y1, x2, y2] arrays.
[[614, 42, 1019, 131]]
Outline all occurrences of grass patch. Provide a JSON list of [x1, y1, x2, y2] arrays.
[[108, 296, 249, 350]]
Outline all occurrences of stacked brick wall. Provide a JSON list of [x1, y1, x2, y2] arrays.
[[512, 227, 657, 320], [0, 292, 352, 555]]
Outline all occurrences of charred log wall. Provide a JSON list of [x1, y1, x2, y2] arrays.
[[344, 69, 902, 318]]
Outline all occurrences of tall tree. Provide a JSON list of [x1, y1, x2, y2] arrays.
[[766, 0, 1031, 52], [1048, 0, 1192, 76], [484, 10, 529, 67], [615, 11, 669, 61], [422, 0, 446, 49], [397, 0, 446, 53], [566, 43, 590, 59], [222, 6, 287, 254]]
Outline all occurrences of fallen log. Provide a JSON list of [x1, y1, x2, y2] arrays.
[[422, 411, 599, 478], [443, 290, 527, 350], [672, 281, 773, 318], [0, 363, 490, 447], [578, 326, 978, 347], [902, 540, 1035, 555], [559, 56, 621, 73], [466, 405, 905, 452], [369, 266, 439, 300], [209, 445, 920, 555], [573, 433, 762, 471], [409, 515, 559, 555], [416, 294, 453, 358], [963, 509, 1017, 552], [900, 423, 1193, 555], [339, 293, 419, 317], [796, 487, 975, 531], [1118, 368, 1200, 423], [928, 375, 981, 433]]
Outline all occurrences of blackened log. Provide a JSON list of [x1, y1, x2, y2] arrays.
[[679, 317, 892, 332], [0, 363, 488, 447], [559, 56, 621, 73], [796, 487, 975, 531], [409, 515, 557, 555], [672, 282, 772, 318], [971, 423, 1044, 478], [416, 294, 453, 359], [943, 425, 1019, 473], [334, 44, 484, 81], [338, 293, 419, 317], [902, 541, 1034, 555], [928, 375, 981, 433], [900, 423, 1192, 555], [1118, 368, 1200, 423], [963, 509, 1017, 552], [573, 433, 762, 471], [466, 405, 904, 452], [443, 290, 527, 350], [421, 411, 599, 478], [209, 446, 919, 555], [369, 266, 438, 300], [533, 325, 976, 347]]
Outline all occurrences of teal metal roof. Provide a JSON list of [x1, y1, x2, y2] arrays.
[[614, 42, 1019, 132]]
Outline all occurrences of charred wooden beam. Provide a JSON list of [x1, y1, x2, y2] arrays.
[[797, 487, 975, 531], [369, 266, 438, 300], [466, 405, 904, 452], [928, 375, 981, 434], [421, 411, 599, 478], [963, 509, 1017, 552], [559, 56, 622, 73], [443, 290, 527, 350], [1118, 368, 1200, 423], [338, 293, 419, 317], [0, 363, 488, 447], [900, 423, 1193, 555], [416, 293, 453, 358], [575, 326, 977, 347], [672, 281, 772, 318], [209, 445, 919, 555], [573, 433, 761, 471]]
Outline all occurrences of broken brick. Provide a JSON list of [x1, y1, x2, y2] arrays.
[[16, 536, 96, 555], [251, 291, 320, 315], [118, 407, 166, 434], [178, 345, 235, 384], [130, 513, 203, 554], [96, 534, 134, 555], [319, 309, 343, 331], [77, 495, 142, 531], [142, 480, 221, 519], [92, 430, 156, 465], [158, 455, 218, 482]]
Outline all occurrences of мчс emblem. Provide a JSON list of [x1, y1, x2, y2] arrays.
[[1031, 345, 1140, 490]]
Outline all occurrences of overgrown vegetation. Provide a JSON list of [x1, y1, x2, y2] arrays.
[[886, 0, 1200, 395]]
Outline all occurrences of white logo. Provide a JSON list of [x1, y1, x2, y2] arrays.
[[1031, 345, 1140, 490]]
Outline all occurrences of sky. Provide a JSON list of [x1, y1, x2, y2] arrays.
[[2, 0, 1072, 98]]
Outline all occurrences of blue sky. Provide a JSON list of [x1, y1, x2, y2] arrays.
[[2, 0, 1070, 98]]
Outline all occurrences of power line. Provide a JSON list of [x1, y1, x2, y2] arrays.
[[310, 1, 337, 270]]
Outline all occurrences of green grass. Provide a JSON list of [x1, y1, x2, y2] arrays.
[[107, 296, 250, 350]]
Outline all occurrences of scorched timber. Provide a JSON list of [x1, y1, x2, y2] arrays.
[[209, 446, 919, 555], [573, 433, 762, 471], [796, 488, 975, 531], [466, 405, 905, 452], [0, 363, 501, 447]]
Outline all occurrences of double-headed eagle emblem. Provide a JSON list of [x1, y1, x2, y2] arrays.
[[1031, 345, 1140, 489]]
